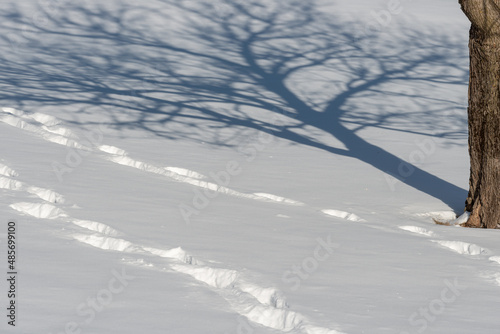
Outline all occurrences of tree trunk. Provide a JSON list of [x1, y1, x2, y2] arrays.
[[460, 0, 500, 228]]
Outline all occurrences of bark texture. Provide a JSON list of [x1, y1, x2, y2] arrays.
[[460, 0, 500, 228]]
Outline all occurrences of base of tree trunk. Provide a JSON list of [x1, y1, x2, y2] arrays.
[[462, 205, 483, 228], [433, 211, 472, 227]]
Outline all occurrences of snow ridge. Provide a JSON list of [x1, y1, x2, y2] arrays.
[[433, 240, 488, 256], [238, 281, 289, 309], [0, 176, 24, 191], [397, 219, 500, 288], [0, 174, 65, 204], [106, 151, 301, 204], [322, 209, 366, 222], [254, 192, 304, 206], [398, 225, 435, 237], [164, 167, 207, 180], [10, 202, 67, 219], [0, 163, 19, 177], [0, 108, 82, 148], [142, 246, 199, 265], [71, 219, 120, 236], [73, 234, 138, 252], [26, 186, 66, 204]]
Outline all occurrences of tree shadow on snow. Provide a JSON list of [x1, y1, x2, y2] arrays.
[[0, 0, 469, 210]]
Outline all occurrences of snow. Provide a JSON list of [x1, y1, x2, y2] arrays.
[[71, 219, 120, 236], [398, 226, 436, 237], [432, 240, 488, 256], [0, 164, 19, 178], [1, 0, 500, 333], [73, 234, 138, 253], [10, 202, 67, 220], [321, 209, 367, 222]]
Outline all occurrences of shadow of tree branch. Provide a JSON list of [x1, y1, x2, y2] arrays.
[[0, 0, 468, 210]]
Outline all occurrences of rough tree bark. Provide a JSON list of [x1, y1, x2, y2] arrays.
[[459, 0, 500, 228]]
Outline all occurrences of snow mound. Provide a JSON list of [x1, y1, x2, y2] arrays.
[[448, 211, 471, 225], [28, 112, 61, 126], [0, 114, 31, 130], [172, 265, 238, 289], [108, 155, 167, 175], [1, 107, 24, 116], [181, 177, 228, 192], [26, 186, 65, 203], [73, 234, 136, 252], [399, 225, 435, 236], [253, 192, 304, 206], [143, 246, 198, 265], [433, 240, 487, 256], [237, 303, 304, 332], [238, 282, 288, 308], [42, 125, 75, 138], [165, 167, 206, 179], [0, 112, 83, 149], [0, 163, 19, 177], [418, 211, 457, 221], [98, 145, 127, 155], [71, 219, 120, 236], [493, 273, 500, 287], [106, 152, 308, 206], [322, 209, 367, 222], [41, 132, 83, 149], [489, 256, 500, 265], [479, 272, 500, 287], [10, 202, 66, 219], [0, 177, 65, 204], [0, 176, 24, 190]]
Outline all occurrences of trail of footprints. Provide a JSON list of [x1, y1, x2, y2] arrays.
[[4, 107, 500, 331], [398, 221, 500, 286], [1, 164, 344, 334], [0, 107, 305, 206], [0, 108, 346, 333]]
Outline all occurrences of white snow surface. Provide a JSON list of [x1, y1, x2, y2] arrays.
[[1, 0, 500, 333]]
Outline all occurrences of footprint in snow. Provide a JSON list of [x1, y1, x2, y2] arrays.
[[431, 240, 488, 256], [321, 209, 366, 222], [398, 225, 436, 237]]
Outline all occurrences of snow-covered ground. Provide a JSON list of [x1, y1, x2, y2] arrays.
[[1, 0, 499, 333]]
